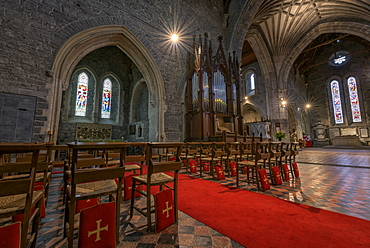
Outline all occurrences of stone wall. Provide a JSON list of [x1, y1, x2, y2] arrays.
[[0, 0, 225, 142], [305, 37, 370, 144]]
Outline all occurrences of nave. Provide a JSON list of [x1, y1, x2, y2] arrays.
[[34, 147, 370, 247]]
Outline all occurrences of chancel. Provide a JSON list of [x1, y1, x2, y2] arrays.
[[1, 1, 370, 247]]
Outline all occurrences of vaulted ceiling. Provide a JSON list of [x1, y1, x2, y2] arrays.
[[241, 0, 370, 68]]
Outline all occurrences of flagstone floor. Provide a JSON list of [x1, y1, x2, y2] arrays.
[[34, 147, 370, 247]]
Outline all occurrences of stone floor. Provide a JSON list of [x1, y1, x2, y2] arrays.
[[33, 147, 370, 247]]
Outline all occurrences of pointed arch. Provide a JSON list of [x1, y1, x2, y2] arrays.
[[242, 103, 264, 123], [50, 26, 164, 142]]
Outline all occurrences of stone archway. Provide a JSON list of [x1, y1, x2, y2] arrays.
[[49, 25, 165, 142]]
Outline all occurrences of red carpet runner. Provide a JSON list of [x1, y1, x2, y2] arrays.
[[177, 173, 370, 248]]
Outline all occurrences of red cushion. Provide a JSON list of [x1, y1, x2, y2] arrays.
[[229, 161, 237, 177], [282, 163, 290, 181], [0, 222, 20, 248], [188, 160, 197, 173], [293, 162, 300, 177], [258, 169, 270, 191], [123, 174, 142, 201], [215, 166, 225, 180], [155, 189, 175, 233], [76, 198, 101, 213], [272, 166, 283, 185], [79, 202, 116, 248]]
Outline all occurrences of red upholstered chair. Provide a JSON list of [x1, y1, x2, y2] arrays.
[[130, 142, 183, 232], [0, 142, 46, 248], [64, 142, 129, 248]]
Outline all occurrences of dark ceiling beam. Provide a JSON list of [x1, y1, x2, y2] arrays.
[[301, 34, 350, 54]]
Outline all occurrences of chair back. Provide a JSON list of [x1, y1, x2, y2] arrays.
[[185, 142, 202, 159], [0, 142, 46, 247], [199, 142, 213, 157], [255, 142, 271, 160], [123, 142, 146, 164], [270, 142, 283, 158], [226, 142, 240, 158], [282, 142, 292, 157], [67, 142, 128, 186], [146, 142, 183, 175]]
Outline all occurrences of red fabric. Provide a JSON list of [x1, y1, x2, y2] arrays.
[[169, 157, 176, 161], [188, 160, 197, 173], [123, 174, 142, 201], [76, 198, 101, 213], [258, 169, 270, 191], [79, 202, 116, 248], [12, 185, 46, 222], [215, 166, 225, 180], [195, 158, 200, 165], [272, 166, 283, 185], [177, 173, 370, 248], [155, 189, 175, 233], [202, 164, 210, 171], [282, 163, 290, 181], [0, 222, 20, 248], [293, 162, 300, 177], [230, 161, 237, 176]]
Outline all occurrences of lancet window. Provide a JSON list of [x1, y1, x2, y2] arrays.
[[101, 78, 112, 119], [347, 77, 361, 122], [75, 72, 89, 117], [330, 80, 344, 124]]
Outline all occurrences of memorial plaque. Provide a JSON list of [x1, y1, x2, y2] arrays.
[[341, 128, 357, 136]]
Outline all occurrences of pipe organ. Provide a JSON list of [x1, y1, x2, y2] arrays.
[[185, 34, 243, 141]]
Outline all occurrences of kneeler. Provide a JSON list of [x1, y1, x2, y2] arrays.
[[203, 164, 210, 171], [271, 166, 283, 185], [282, 163, 290, 181], [123, 174, 143, 201], [188, 159, 197, 173], [78, 202, 116, 248], [229, 161, 237, 177], [155, 189, 175, 233], [258, 168, 270, 191], [215, 165, 225, 180], [292, 162, 300, 177], [0, 222, 21, 248]]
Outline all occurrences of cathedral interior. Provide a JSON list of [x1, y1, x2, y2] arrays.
[[1, 0, 370, 247]]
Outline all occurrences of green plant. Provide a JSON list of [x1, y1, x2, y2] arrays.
[[275, 131, 286, 139]]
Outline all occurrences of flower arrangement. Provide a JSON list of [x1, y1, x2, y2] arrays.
[[275, 131, 286, 140]]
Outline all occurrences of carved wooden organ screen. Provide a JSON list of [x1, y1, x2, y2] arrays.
[[185, 34, 243, 141]]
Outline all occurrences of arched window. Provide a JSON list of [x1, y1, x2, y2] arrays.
[[347, 77, 361, 122], [330, 80, 344, 124], [75, 72, 89, 117], [101, 78, 112, 119], [245, 71, 256, 96]]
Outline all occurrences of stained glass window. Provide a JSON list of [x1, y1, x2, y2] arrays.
[[330, 80, 344, 124], [101, 78, 112, 119], [192, 73, 198, 109], [75, 72, 89, 116], [347, 77, 362, 122]]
